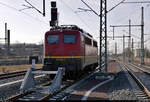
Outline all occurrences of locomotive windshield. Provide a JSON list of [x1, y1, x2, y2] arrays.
[[64, 34, 76, 44], [47, 35, 59, 44]]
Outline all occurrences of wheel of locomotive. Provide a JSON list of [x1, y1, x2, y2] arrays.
[[91, 64, 95, 71], [84, 65, 90, 72], [48, 74, 56, 80], [88, 65, 93, 72], [94, 63, 98, 70], [68, 71, 74, 80], [65, 70, 78, 80], [72, 70, 79, 80], [78, 69, 83, 77], [63, 71, 70, 80]]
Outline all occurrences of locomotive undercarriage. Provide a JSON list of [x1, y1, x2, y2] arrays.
[[43, 58, 82, 79]]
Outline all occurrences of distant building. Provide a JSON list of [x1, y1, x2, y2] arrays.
[[133, 49, 141, 58], [0, 45, 4, 56], [0, 43, 43, 57], [0, 45, 4, 49]]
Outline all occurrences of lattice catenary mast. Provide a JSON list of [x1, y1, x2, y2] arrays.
[[99, 0, 107, 72]]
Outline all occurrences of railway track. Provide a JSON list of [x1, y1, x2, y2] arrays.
[[6, 68, 95, 101], [132, 63, 150, 72], [128, 63, 150, 75], [0, 71, 27, 80], [6, 79, 80, 101], [14, 81, 73, 101], [119, 62, 150, 101], [0, 69, 40, 80], [6, 81, 53, 102], [5, 60, 114, 101]]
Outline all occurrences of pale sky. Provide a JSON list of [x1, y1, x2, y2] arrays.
[[0, 0, 150, 53]]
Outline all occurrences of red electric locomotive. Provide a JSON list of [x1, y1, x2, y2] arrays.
[[43, 25, 98, 79]]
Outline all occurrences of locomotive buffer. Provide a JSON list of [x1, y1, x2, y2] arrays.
[[19, 59, 65, 100]]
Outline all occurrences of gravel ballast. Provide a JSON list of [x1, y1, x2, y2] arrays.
[[0, 75, 50, 100], [108, 62, 138, 100]]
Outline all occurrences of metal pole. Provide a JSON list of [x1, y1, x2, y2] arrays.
[[5, 23, 7, 57], [132, 38, 134, 62], [138, 41, 140, 49], [129, 19, 131, 63], [115, 42, 117, 56], [105, 0, 107, 72], [7, 30, 10, 55], [113, 26, 115, 40], [99, 0, 101, 71], [5, 23, 7, 40], [99, 0, 107, 72], [43, 0, 45, 16], [123, 35, 125, 62], [141, 7, 144, 65]]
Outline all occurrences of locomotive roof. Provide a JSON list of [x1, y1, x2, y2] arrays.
[[49, 25, 97, 42]]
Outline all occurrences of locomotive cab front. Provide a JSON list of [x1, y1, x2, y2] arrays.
[[43, 29, 83, 78]]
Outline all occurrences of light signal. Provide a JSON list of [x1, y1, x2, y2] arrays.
[[51, 8, 57, 21]]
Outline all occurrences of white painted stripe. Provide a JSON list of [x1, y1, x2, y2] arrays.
[[81, 76, 114, 100], [60, 72, 95, 101], [0, 79, 23, 87], [32, 71, 58, 74], [62, 96, 67, 100], [0, 75, 45, 87]]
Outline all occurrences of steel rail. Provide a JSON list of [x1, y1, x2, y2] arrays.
[[8, 78, 75, 101], [0, 69, 40, 80], [6, 80, 53, 101], [7, 91, 33, 101], [132, 63, 150, 71], [142, 65, 150, 69], [0, 71, 26, 80], [122, 63, 150, 99], [128, 63, 150, 75]]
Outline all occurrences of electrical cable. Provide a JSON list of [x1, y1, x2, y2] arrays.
[[0, 2, 18, 11], [78, 0, 100, 38], [114, 0, 150, 24], [109, 0, 150, 41], [60, 0, 95, 34], [74, 0, 100, 37], [0, 1, 48, 25]]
